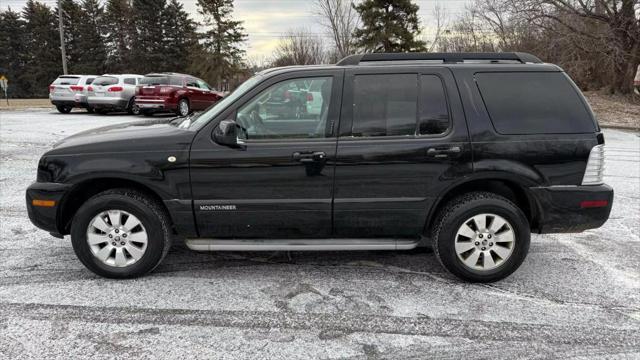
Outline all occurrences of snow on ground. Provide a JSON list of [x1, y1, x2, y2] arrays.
[[1, 108, 639, 359]]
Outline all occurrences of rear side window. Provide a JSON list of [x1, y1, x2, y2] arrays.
[[85, 78, 95, 85], [420, 75, 450, 135], [93, 76, 118, 86], [124, 78, 136, 85], [353, 74, 417, 137], [170, 76, 183, 86], [476, 72, 596, 134], [351, 74, 450, 137], [141, 76, 168, 85], [53, 76, 80, 85], [186, 78, 199, 88]]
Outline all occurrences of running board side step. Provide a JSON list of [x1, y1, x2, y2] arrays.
[[184, 238, 419, 251]]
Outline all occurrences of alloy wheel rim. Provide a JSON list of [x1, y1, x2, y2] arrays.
[[86, 210, 148, 267], [179, 101, 189, 116], [454, 213, 515, 271]]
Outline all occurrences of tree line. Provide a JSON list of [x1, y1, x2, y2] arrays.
[[275, 0, 639, 95], [1, 0, 638, 98], [0, 0, 246, 98]]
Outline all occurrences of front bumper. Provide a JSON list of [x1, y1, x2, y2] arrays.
[[26, 182, 72, 237], [530, 184, 614, 233]]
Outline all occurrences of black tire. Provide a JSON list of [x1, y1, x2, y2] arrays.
[[177, 98, 190, 117], [127, 98, 140, 115], [56, 105, 72, 114], [431, 192, 530, 283], [70, 189, 172, 279]]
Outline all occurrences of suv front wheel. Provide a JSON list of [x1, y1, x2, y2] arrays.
[[70, 189, 172, 278], [177, 98, 190, 117], [431, 192, 530, 282]]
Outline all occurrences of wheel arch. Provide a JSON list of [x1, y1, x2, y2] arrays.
[[424, 175, 541, 235], [58, 177, 174, 235]]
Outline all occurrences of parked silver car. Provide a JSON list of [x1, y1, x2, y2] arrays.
[[87, 74, 143, 114], [49, 75, 97, 113]]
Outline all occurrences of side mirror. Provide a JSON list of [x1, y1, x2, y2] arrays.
[[213, 119, 246, 149]]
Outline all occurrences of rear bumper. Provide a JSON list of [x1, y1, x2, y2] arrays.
[[26, 182, 72, 236], [74, 94, 91, 107], [530, 184, 613, 233], [135, 96, 178, 112], [87, 97, 128, 109]]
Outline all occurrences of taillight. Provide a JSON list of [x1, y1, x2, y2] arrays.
[[49, 85, 55, 92], [580, 200, 608, 208], [70, 86, 83, 92], [159, 86, 173, 94], [307, 93, 314, 101], [582, 144, 605, 185], [108, 86, 123, 92]]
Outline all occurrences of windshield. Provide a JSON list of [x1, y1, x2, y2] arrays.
[[175, 74, 264, 129]]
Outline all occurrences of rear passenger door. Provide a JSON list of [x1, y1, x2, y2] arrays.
[[333, 67, 472, 238]]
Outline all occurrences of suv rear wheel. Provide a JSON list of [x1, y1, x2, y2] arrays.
[[70, 189, 172, 278], [56, 105, 72, 114], [431, 192, 530, 282]]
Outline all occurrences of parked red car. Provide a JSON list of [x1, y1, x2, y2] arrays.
[[135, 73, 223, 116]]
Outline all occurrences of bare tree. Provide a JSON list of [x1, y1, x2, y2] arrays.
[[519, 0, 640, 93], [429, 3, 448, 52], [272, 30, 327, 66], [435, 9, 496, 52], [315, 0, 359, 60]]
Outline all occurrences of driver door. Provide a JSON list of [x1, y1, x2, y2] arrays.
[[189, 69, 344, 238]]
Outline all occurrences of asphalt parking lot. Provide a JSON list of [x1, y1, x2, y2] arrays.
[[1, 108, 639, 359]]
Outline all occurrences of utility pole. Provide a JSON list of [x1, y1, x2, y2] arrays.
[[57, 0, 68, 75]]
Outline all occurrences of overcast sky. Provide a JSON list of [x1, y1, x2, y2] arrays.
[[2, 0, 472, 59]]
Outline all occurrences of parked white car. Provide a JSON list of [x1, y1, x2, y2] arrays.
[[87, 74, 143, 114], [49, 75, 97, 113]]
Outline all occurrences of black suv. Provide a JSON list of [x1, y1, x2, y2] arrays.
[[26, 53, 613, 282]]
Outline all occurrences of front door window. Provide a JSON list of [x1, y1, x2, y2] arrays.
[[236, 77, 333, 139]]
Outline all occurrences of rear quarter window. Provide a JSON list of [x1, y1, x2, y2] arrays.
[[475, 72, 596, 134]]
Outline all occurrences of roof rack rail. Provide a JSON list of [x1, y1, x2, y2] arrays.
[[336, 52, 543, 66]]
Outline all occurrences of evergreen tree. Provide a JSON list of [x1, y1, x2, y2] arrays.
[[73, 0, 108, 74], [0, 8, 28, 97], [162, 0, 198, 72], [131, 0, 168, 74], [104, 0, 135, 73], [352, 0, 426, 52], [192, 0, 247, 90], [22, 0, 60, 97], [57, 0, 83, 73]]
